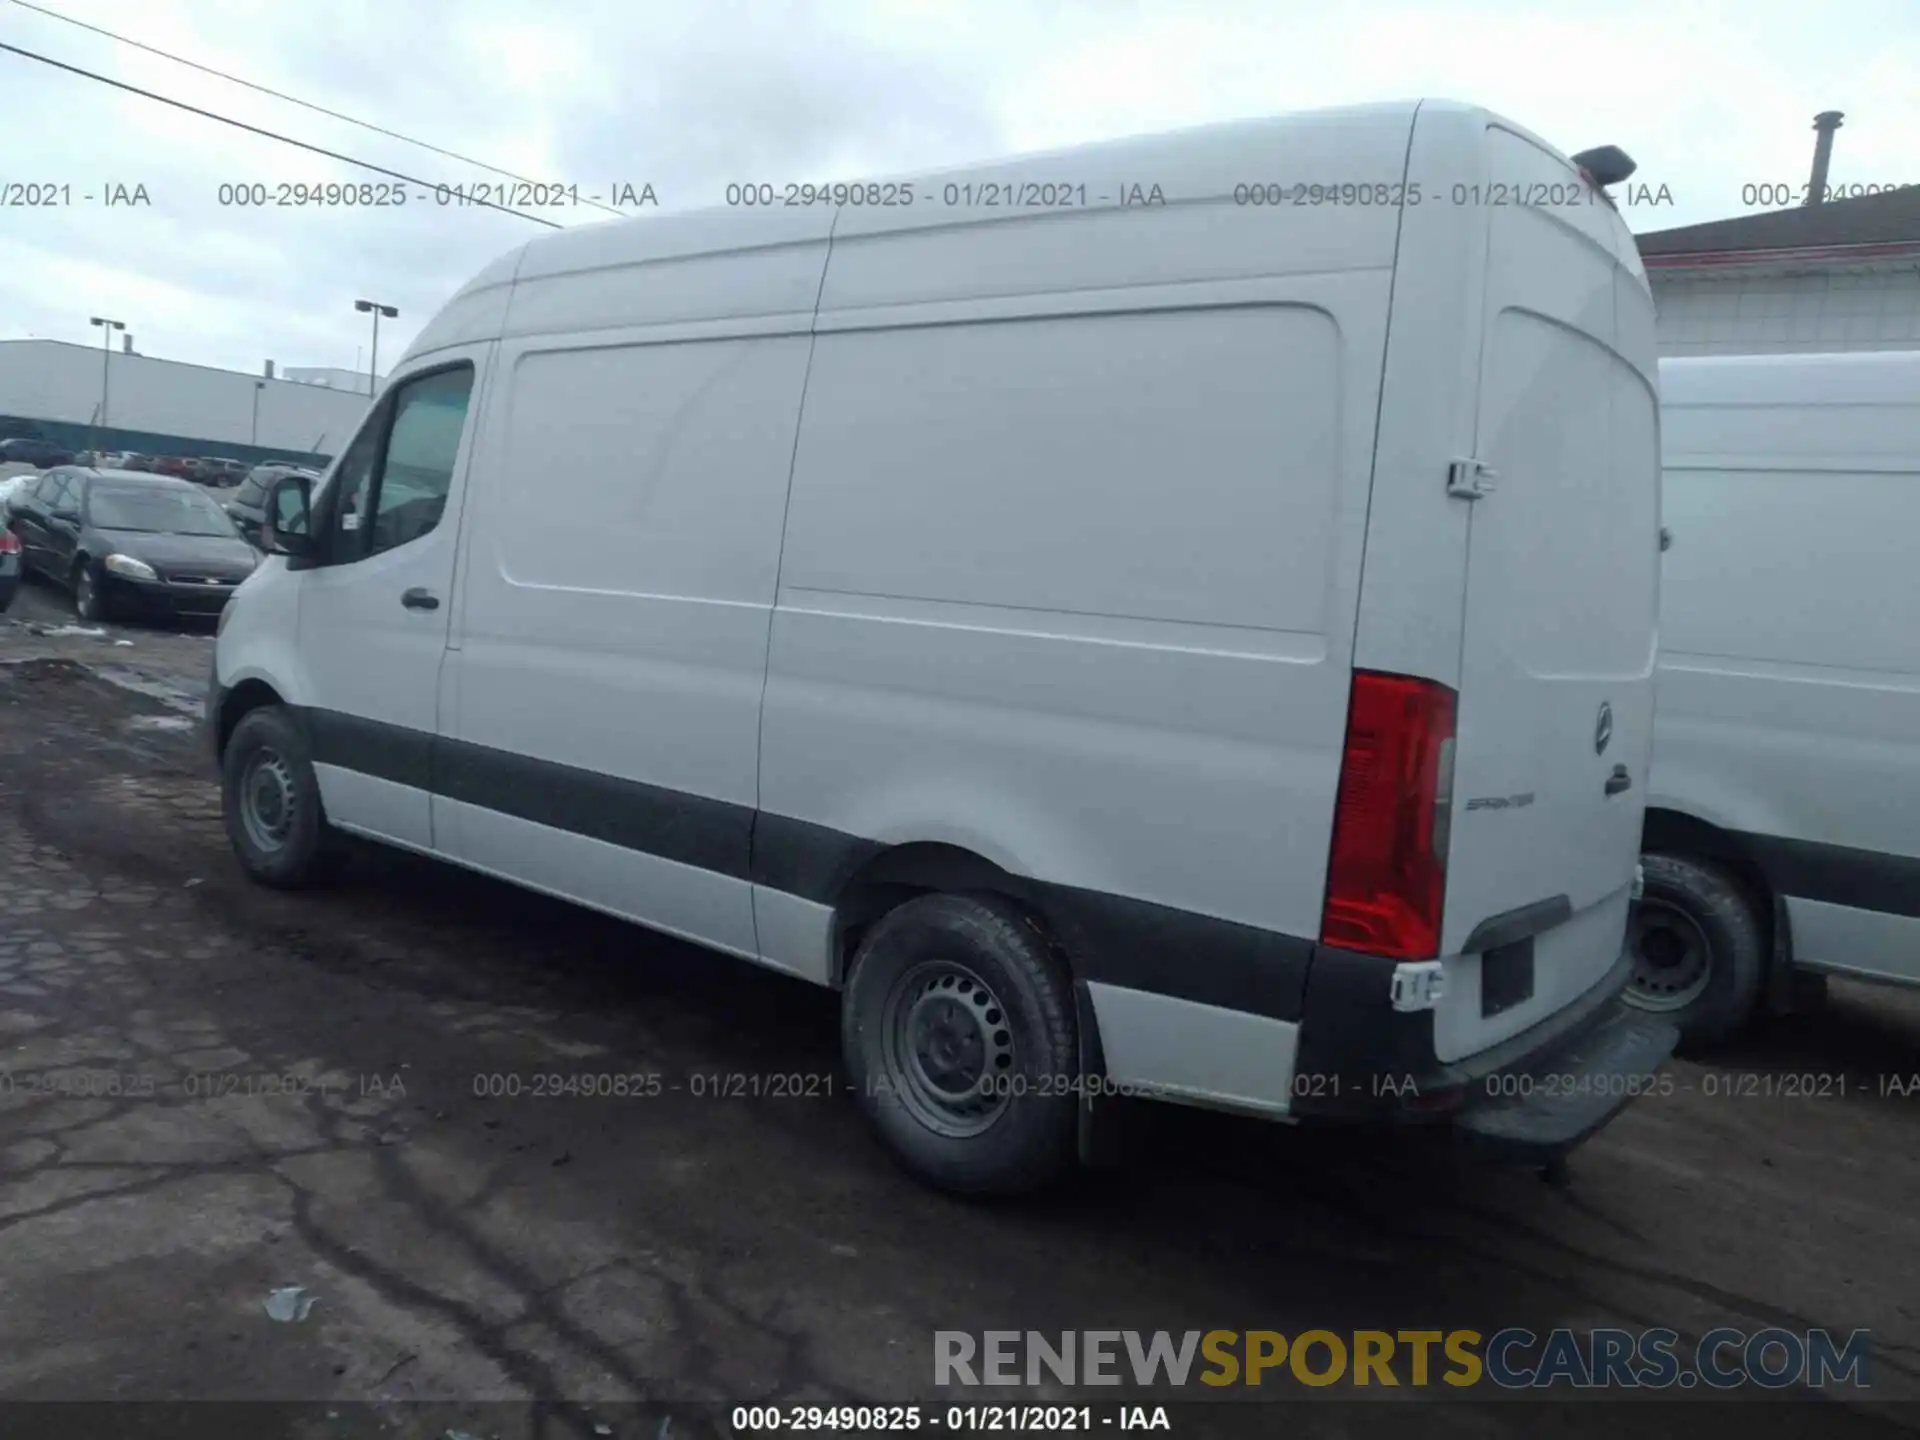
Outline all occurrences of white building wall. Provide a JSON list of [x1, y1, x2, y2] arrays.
[[1652, 268, 1920, 356], [283, 365, 381, 394], [0, 340, 370, 454]]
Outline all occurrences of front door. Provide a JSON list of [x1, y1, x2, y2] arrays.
[[294, 349, 490, 849]]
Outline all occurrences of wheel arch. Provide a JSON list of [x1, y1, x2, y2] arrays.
[[216, 678, 288, 759], [828, 842, 1049, 986], [1641, 805, 1793, 981]]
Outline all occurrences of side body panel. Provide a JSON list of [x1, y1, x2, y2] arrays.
[[761, 111, 1414, 1111], [1653, 350, 1920, 983]]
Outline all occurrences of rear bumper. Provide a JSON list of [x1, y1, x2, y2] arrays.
[[1288, 946, 1676, 1160], [1449, 1002, 1677, 1160]]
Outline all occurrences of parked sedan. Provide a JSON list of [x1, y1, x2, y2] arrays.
[[6, 467, 259, 623], [198, 457, 249, 487], [149, 455, 198, 480], [0, 437, 74, 469]]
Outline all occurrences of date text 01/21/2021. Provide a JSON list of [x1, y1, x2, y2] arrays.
[[731, 1404, 1172, 1432], [1, 182, 149, 206], [0, 1070, 407, 1100], [212, 182, 660, 209], [723, 181, 1169, 210], [1231, 180, 1675, 209]]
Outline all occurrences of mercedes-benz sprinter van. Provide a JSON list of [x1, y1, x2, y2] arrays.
[[1631, 349, 1920, 1044], [206, 99, 1675, 1194]]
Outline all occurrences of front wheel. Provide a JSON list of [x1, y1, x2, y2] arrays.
[[841, 892, 1079, 1196], [1624, 853, 1766, 1049], [220, 705, 346, 888]]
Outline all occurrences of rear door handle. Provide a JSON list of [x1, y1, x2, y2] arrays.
[[1604, 764, 1632, 797], [401, 587, 440, 611]]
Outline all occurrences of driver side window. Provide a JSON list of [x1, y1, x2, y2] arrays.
[[320, 364, 476, 566]]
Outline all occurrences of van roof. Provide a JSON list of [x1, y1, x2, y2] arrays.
[[403, 99, 1612, 363], [1660, 350, 1920, 407]]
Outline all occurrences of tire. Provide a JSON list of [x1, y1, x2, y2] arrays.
[[841, 892, 1079, 1196], [73, 559, 108, 622], [220, 705, 347, 888], [1625, 853, 1767, 1049]]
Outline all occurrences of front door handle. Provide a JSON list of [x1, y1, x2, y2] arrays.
[[401, 587, 440, 611], [1604, 764, 1632, 797]]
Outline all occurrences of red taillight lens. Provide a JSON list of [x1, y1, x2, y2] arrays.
[[0, 529, 19, 555], [1319, 670, 1458, 961]]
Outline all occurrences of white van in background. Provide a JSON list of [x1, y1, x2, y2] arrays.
[[1630, 350, 1920, 1044], [206, 99, 1675, 1195]]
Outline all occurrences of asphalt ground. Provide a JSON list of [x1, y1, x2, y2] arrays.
[[2, 574, 1917, 1440]]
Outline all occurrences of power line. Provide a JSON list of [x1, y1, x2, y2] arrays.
[[0, 39, 563, 229], [7, 0, 630, 219]]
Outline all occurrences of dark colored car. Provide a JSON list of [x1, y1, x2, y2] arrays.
[[150, 455, 198, 480], [6, 467, 258, 623], [199, 457, 249, 487], [0, 437, 75, 469], [226, 463, 321, 545]]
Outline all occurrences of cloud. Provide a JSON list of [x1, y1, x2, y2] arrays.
[[0, 0, 1913, 375]]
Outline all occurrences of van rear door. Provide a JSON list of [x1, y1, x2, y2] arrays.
[[1434, 125, 1661, 1062]]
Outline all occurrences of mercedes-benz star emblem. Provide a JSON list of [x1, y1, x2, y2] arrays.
[[1595, 702, 1614, 756]]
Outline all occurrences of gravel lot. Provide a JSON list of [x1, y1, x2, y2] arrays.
[[2, 576, 1917, 1440]]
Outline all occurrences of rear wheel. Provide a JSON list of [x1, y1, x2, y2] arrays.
[[841, 892, 1079, 1196], [1625, 853, 1766, 1049], [72, 559, 108, 622], [220, 705, 346, 888]]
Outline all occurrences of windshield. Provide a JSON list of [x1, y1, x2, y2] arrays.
[[86, 483, 238, 537]]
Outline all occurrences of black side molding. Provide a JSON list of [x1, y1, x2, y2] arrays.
[[1461, 894, 1571, 955]]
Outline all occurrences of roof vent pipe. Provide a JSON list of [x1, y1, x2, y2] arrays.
[[1807, 111, 1844, 204]]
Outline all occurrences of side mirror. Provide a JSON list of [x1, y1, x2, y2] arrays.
[[262, 474, 316, 561]]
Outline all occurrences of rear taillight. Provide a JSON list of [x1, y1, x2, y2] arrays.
[[1320, 670, 1458, 961], [0, 530, 18, 555]]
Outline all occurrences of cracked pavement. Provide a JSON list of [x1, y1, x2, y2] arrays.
[[2, 577, 1918, 1439]]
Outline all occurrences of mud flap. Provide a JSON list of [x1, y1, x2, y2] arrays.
[[1074, 981, 1127, 1169]]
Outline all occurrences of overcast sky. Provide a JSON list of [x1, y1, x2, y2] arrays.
[[2, 0, 1917, 377]]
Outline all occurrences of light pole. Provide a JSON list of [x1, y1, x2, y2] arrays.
[[89, 316, 125, 441], [354, 299, 397, 396], [251, 380, 265, 446]]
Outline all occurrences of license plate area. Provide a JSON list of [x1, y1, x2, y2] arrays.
[[1481, 938, 1536, 1018]]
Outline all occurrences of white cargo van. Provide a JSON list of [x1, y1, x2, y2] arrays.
[[1630, 350, 1920, 1044], [206, 99, 1675, 1194]]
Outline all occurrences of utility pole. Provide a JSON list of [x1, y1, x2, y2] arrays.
[[252, 380, 266, 445], [354, 299, 398, 396], [89, 315, 125, 441]]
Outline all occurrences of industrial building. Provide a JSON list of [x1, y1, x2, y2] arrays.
[[0, 339, 372, 467], [1639, 112, 1920, 357], [282, 364, 384, 395]]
